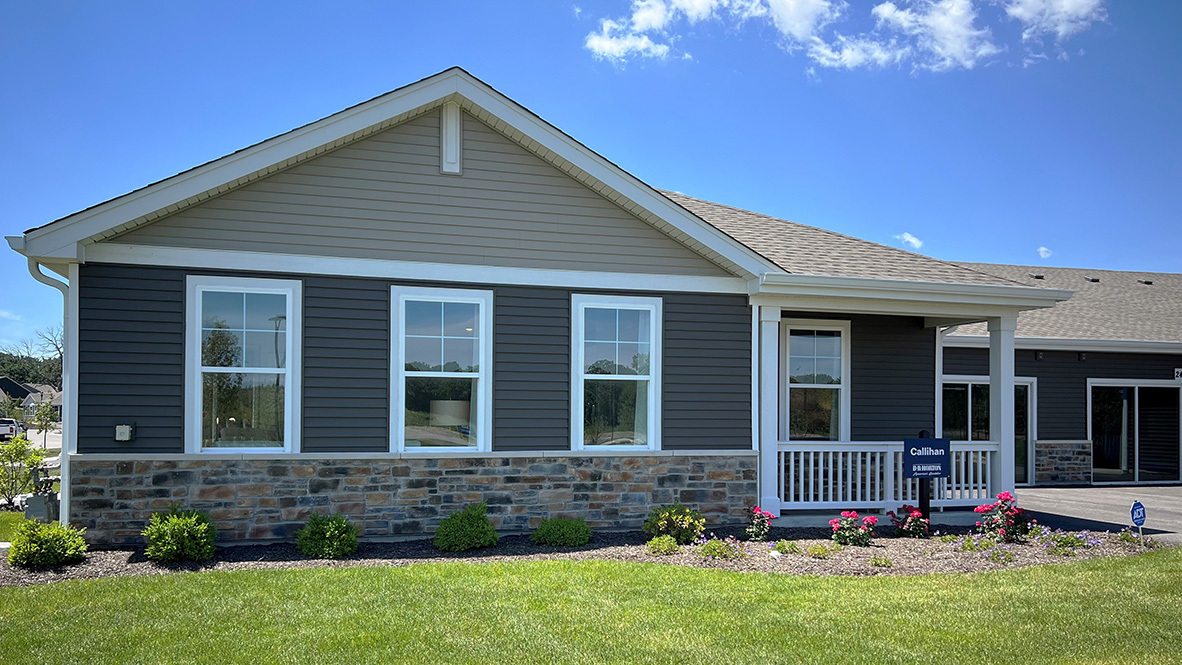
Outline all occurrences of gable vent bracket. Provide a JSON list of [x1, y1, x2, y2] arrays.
[[440, 102, 462, 175]]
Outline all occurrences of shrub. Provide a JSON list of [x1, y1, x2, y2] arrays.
[[142, 506, 217, 563], [7, 519, 88, 567], [646, 535, 680, 556], [770, 539, 800, 555], [434, 502, 498, 552], [887, 504, 930, 539], [807, 542, 841, 559], [296, 513, 360, 559], [0, 435, 46, 508], [868, 555, 893, 568], [643, 503, 705, 545], [746, 505, 773, 542], [530, 517, 591, 547], [829, 510, 878, 547], [973, 491, 1032, 543], [699, 534, 748, 560]]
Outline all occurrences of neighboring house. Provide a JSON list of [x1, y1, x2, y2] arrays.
[[0, 376, 34, 403], [941, 264, 1181, 487], [5, 68, 1069, 544], [21, 385, 63, 421]]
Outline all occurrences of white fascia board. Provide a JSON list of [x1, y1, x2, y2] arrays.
[[944, 335, 1182, 355], [85, 243, 750, 294], [755, 272, 1073, 312]]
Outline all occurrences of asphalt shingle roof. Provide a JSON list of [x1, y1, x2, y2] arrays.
[[949, 263, 1182, 343], [662, 191, 1021, 287]]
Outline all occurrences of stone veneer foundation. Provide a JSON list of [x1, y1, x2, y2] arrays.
[[1034, 441, 1091, 485], [69, 453, 758, 545]]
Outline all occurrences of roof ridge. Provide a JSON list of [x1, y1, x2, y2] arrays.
[[661, 190, 1030, 287]]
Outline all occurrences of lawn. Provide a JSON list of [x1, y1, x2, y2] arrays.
[[0, 511, 21, 541], [1, 550, 1180, 664]]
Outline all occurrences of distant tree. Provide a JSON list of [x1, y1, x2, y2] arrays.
[[0, 393, 22, 420], [0, 325, 62, 390], [33, 400, 57, 449]]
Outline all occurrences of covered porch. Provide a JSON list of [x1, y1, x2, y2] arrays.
[[751, 274, 1070, 517]]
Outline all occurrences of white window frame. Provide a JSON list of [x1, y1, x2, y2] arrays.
[[185, 275, 302, 454], [1086, 378, 1182, 485], [940, 374, 1038, 485], [570, 293, 662, 451], [390, 286, 494, 453], [780, 319, 851, 442]]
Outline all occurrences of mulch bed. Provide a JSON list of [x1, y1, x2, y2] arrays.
[[0, 525, 1161, 588]]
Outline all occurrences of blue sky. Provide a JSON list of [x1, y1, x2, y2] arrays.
[[1, 0, 1177, 347]]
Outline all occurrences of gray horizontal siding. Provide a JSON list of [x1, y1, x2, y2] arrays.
[[77, 264, 185, 453], [76, 264, 752, 454], [116, 110, 729, 277], [944, 347, 1182, 440]]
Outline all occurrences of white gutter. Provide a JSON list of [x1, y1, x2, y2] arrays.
[[756, 272, 1074, 309], [24, 259, 71, 526], [944, 335, 1182, 355]]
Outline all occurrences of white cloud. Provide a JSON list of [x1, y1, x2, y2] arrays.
[[894, 232, 924, 249], [583, 0, 1107, 71], [1037, 246, 1053, 258], [1005, 0, 1106, 42], [0, 310, 21, 322]]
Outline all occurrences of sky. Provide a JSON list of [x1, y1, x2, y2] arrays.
[[0, 0, 1178, 348]]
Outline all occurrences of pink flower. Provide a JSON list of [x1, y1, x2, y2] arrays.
[[753, 506, 761, 513], [829, 519, 840, 527], [997, 491, 1014, 503], [910, 510, 923, 518], [840, 511, 855, 519], [863, 516, 878, 526]]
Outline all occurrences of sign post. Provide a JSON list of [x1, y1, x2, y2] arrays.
[[1131, 501, 1146, 544], [903, 431, 951, 520]]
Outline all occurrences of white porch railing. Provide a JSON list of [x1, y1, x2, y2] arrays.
[[777, 441, 999, 511]]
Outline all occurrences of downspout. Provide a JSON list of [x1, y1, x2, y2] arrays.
[[25, 259, 71, 525]]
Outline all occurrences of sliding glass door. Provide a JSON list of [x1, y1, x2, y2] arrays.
[[1092, 384, 1181, 483], [942, 381, 1033, 485]]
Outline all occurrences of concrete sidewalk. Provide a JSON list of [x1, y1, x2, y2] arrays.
[[1018, 485, 1182, 543]]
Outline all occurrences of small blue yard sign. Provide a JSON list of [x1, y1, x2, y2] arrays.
[[903, 438, 951, 479], [1131, 501, 1146, 528]]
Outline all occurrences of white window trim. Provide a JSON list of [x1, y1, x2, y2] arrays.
[[390, 286, 494, 454], [570, 293, 662, 451], [940, 374, 1038, 485], [1085, 378, 1182, 485], [185, 275, 302, 454], [780, 318, 851, 442]]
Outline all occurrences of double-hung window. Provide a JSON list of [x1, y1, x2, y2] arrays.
[[571, 294, 661, 450], [186, 276, 302, 453], [391, 287, 493, 452], [782, 320, 850, 441]]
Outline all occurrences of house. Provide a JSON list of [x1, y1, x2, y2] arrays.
[[20, 385, 63, 421], [0, 376, 35, 403], [939, 263, 1181, 486], [5, 68, 1069, 544]]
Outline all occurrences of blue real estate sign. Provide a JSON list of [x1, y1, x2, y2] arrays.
[[1131, 501, 1146, 527], [903, 438, 951, 479]]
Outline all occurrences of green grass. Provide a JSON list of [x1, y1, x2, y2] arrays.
[[2, 550, 1181, 664], [0, 511, 22, 541]]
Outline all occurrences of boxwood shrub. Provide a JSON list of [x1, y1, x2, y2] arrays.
[[434, 502, 498, 552], [530, 517, 591, 547], [7, 519, 88, 567], [296, 513, 360, 559], [642, 503, 705, 545], [142, 506, 217, 563]]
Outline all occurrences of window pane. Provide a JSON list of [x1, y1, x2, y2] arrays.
[[1138, 387, 1180, 482], [788, 357, 816, 384], [814, 330, 840, 357], [202, 372, 284, 448], [789, 330, 816, 357], [443, 302, 478, 338], [202, 329, 243, 367], [618, 343, 650, 376], [244, 293, 287, 331], [617, 309, 649, 343], [584, 379, 648, 446], [585, 308, 617, 341], [405, 301, 442, 336], [943, 384, 968, 441], [584, 342, 616, 375], [1015, 384, 1029, 484], [1092, 386, 1135, 482], [814, 358, 841, 385], [405, 337, 442, 372], [404, 377, 477, 448], [443, 337, 478, 372], [971, 384, 990, 441], [202, 291, 243, 329], [788, 388, 840, 441], [244, 331, 285, 368]]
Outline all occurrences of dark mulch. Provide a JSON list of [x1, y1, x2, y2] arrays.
[[0, 524, 1161, 588]]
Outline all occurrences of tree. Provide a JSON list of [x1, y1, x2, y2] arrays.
[[33, 400, 57, 449], [0, 393, 22, 420], [0, 434, 46, 508]]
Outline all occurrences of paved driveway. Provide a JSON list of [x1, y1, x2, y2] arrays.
[[1019, 486, 1182, 543]]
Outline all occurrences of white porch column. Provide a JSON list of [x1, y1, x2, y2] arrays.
[[758, 306, 782, 515], [987, 315, 1017, 496]]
